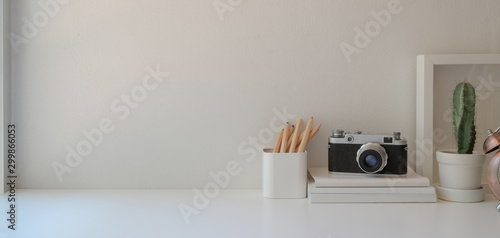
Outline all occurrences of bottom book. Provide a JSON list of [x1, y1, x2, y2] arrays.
[[308, 183, 437, 203], [308, 191, 437, 203]]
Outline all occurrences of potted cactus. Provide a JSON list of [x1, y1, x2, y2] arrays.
[[436, 82, 486, 202]]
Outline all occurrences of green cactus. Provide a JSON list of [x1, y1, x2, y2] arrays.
[[452, 82, 476, 154]]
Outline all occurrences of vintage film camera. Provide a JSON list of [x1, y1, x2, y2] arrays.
[[328, 130, 407, 175]]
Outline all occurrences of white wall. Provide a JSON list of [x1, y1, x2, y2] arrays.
[[10, 0, 500, 188]]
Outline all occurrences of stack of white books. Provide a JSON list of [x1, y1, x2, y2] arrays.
[[308, 167, 436, 203]]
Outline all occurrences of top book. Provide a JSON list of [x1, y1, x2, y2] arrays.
[[308, 167, 430, 188]]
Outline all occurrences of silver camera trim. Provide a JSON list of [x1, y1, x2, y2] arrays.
[[329, 131, 407, 145]]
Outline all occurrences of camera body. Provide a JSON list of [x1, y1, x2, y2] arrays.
[[328, 130, 407, 175]]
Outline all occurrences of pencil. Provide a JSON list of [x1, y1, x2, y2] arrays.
[[295, 130, 306, 151], [295, 121, 321, 151], [280, 123, 289, 153], [297, 117, 313, 153], [288, 125, 295, 141], [273, 129, 284, 153], [289, 118, 302, 153], [306, 122, 322, 145], [286, 125, 295, 151]]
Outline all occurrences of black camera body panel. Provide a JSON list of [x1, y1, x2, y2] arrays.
[[328, 143, 407, 174]]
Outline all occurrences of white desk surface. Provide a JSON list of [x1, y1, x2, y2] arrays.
[[1, 189, 499, 238]]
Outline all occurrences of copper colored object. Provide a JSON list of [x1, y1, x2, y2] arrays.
[[483, 127, 500, 154], [487, 154, 500, 201], [483, 127, 500, 206]]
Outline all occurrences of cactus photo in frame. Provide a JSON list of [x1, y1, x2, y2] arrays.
[[435, 81, 486, 202]]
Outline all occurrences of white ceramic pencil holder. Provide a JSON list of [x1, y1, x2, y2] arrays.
[[262, 148, 307, 198]]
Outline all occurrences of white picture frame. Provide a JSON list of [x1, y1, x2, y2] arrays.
[[416, 54, 500, 184]]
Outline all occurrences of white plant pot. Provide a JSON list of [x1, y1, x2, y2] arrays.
[[436, 149, 486, 202]]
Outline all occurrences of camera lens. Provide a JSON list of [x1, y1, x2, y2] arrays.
[[364, 155, 378, 168], [356, 143, 388, 174]]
